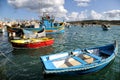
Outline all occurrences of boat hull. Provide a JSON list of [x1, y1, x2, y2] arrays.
[[102, 28, 110, 31], [43, 61, 110, 76], [41, 56, 114, 75], [11, 38, 54, 49], [25, 27, 65, 34], [46, 29, 65, 34]]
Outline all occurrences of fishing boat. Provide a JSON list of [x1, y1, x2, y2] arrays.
[[10, 37, 54, 49], [40, 13, 65, 34], [101, 24, 111, 31], [25, 13, 65, 34], [40, 41, 118, 75], [6, 25, 46, 39], [6, 25, 26, 39]]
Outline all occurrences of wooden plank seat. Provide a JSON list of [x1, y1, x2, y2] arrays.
[[73, 56, 87, 64], [86, 53, 101, 61], [53, 57, 81, 68], [76, 54, 94, 64]]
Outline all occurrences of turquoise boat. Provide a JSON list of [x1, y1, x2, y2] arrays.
[[25, 14, 65, 34], [40, 41, 118, 76]]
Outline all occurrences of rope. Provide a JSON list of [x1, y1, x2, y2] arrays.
[[0, 51, 16, 65]]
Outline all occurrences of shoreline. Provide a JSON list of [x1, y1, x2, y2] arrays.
[[67, 20, 120, 26]]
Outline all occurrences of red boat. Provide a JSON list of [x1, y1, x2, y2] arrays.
[[10, 37, 54, 49]]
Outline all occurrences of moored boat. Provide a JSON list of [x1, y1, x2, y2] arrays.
[[101, 24, 111, 31], [40, 41, 118, 75], [25, 13, 65, 34], [40, 14, 65, 34], [10, 37, 54, 49], [6, 25, 46, 39]]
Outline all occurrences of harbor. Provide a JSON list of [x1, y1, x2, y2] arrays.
[[0, 25, 120, 80], [0, 0, 120, 80]]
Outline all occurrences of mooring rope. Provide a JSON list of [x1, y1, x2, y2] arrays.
[[0, 51, 16, 65]]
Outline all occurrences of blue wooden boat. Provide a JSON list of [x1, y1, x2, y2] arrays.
[[40, 41, 118, 75], [25, 13, 65, 34], [40, 14, 65, 34]]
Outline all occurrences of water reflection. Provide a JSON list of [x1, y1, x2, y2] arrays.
[[12, 46, 54, 57], [0, 65, 7, 80]]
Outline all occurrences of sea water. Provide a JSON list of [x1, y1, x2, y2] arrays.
[[0, 25, 120, 80]]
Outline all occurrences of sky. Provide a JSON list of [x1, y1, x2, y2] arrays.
[[0, 0, 120, 21]]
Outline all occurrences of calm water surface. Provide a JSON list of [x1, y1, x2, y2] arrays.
[[0, 25, 120, 80]]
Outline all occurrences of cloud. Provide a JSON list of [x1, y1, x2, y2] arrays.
[[66, 10, 88, 21], [7, 0, 67, 18], [7, 0, 120, 21], [74, 0, 91, 7], [103, 10, 120, 20], [66, 10, 102, 21], [89, 10, 103, 20], [78, 10, 88, 20], [65, 10, 120, 21], [67, 12, 79, 21]]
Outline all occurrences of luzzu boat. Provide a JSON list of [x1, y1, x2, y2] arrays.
[[40, 41, 118, 75], [25, 13, 65, 34], [10, 37, 54, 49], [40, 14, 65, 34]]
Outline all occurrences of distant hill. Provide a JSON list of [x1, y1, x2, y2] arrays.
[[68, 20, 120, 25]]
